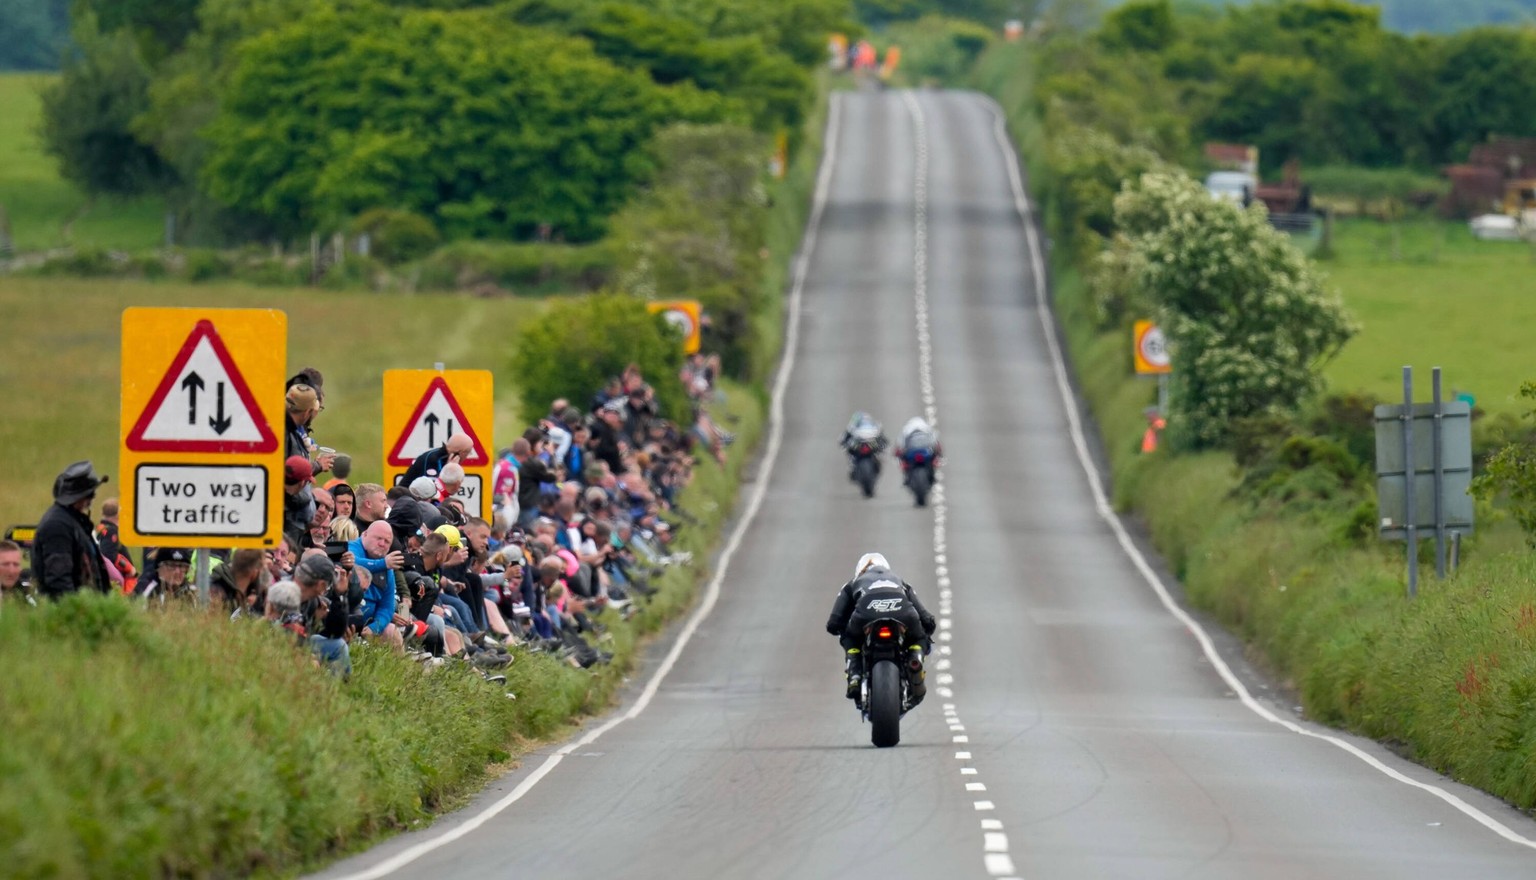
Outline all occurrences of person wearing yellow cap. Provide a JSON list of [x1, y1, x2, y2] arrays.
[[434, 524, 463, 550]]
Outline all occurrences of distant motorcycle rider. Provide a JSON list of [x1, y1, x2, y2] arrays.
[[826, 552, 936, 706], [893, 416, 942, 484], [839, 411, 888, 479]]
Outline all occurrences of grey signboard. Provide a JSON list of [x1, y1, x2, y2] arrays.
[[1374, 399, 1473, 539]]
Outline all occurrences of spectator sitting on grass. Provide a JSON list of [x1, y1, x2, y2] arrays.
[[353, 482, 388, 528], [135, 547, 194, 604], [209, 549, 266, 614], [332, 482, 355, 524], [294, 553, 350, 677], [264, 579, 306, 640], [348, 521, 404, 652], [0, 539, 34, 607]]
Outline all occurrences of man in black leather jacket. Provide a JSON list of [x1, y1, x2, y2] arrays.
[[34, 461, 111, 599], [825, 552, 936, 706]]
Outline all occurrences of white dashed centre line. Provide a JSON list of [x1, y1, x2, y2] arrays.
[[902, 90, 1021, 879]]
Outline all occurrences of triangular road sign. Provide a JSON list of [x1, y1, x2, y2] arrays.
[[387, 377, 488, 466], [125, 320, 279, 453]]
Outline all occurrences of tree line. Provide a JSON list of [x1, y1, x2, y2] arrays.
[[1050, 0, 1536, 176], [37, 0, 850, 245]]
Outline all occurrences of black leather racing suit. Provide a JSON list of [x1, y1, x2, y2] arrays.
[[826, 568, 935, 651], [826, 568, 936, 705]]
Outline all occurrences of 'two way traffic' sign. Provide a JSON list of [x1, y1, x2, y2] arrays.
[[382, 370, 494, 519], [120, 309, 286, 547]]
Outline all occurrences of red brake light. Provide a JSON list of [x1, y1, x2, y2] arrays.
[[859, 444, 871, 454], [914, 453, 926, 463], [877, 626, 893, 640]]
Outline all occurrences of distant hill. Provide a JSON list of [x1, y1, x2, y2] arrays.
[[1166, 0, 1536, 33]]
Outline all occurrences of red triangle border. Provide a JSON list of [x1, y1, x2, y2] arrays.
[[386, 376, 488, 467], [125, 319, 280, 454]]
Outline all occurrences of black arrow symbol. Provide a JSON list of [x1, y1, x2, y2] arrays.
[[181, 372, 205, 425], [208, 382, 232, 435], [447, 418, 455, 438], [424, 412, 440, 448]]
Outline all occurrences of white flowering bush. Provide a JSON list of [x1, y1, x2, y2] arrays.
[[1108, 171, 1357, 449]]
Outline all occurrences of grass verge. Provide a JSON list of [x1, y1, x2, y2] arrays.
[[976, 41, 1536, 813], [0, 381, 762, 878]]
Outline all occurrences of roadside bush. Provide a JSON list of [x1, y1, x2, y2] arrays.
[[1108, 172, 1356, 449], [182, 248, 233, 282], [350, 208, 441, 265], [32, 246, 120, 277], [511, 292, 687, 422], [1472, 381, 1536, 546]]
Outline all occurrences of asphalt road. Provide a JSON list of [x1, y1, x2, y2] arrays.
[[317, 90, 1536, 880]]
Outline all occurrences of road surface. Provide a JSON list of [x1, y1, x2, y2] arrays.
[[317, 89, 1536, 880]]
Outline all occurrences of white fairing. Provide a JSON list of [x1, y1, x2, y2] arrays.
[[854, 552, 890, 579]]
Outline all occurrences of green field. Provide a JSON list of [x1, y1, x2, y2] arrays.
[[0, 72, 165, 252], [1322, 218, 1536, 416], [0, 278, 541, 531]]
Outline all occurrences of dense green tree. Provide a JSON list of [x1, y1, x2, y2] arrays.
[[76, 0, 201, 61], [1429, 27, 1536, 161], [515, 2, 812, 134], [1106, 172, 1355, 449], [38, 19, 171, 196], [1100, 0, 1176, 52], [200, 4, 732, 240]]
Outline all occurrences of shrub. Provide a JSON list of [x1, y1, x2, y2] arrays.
[[511, 292, 687, 421], [182, 248, 233, 282], [349, 208, 441, 265]]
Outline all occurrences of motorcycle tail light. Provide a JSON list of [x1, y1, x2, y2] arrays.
[[876, 626, 893, 640], [859, 444, 871, 454], [914, 453, 926, 463]]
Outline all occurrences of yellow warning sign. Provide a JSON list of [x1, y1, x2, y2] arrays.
[[382, 370, 494, 520], [647, 300, 702, 355], [119, 308, 286, 547]]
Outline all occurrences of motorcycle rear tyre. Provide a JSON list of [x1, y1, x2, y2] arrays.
[[909, 466, 931, 507], [855, 457, 877, 499], [869, 660, 902, 747]]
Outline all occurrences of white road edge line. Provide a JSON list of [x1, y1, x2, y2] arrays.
[[979, 93, 1536, 851], [327, 93, 849, 880]]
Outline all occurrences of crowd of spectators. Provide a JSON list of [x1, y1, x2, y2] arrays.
[[8, 357, 739, 688]]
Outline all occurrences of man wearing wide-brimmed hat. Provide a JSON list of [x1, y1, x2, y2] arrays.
[[34, 460, 111, 599]]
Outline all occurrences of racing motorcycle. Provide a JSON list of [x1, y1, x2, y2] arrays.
[[854, 617, 924, 748], [845, 428, 884, 499], [901, 447, 935, 507]]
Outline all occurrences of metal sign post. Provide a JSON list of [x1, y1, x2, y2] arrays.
[[1374, 365, 1474, 599]]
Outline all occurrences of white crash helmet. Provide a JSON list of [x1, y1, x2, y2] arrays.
[[854, 552, 890, 578]]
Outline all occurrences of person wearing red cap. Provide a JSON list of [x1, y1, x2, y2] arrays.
[[282, 454, 317, 543]]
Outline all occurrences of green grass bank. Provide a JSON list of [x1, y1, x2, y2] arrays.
[[974, 41, 1536, 813], [0, 377, 763, 878]]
